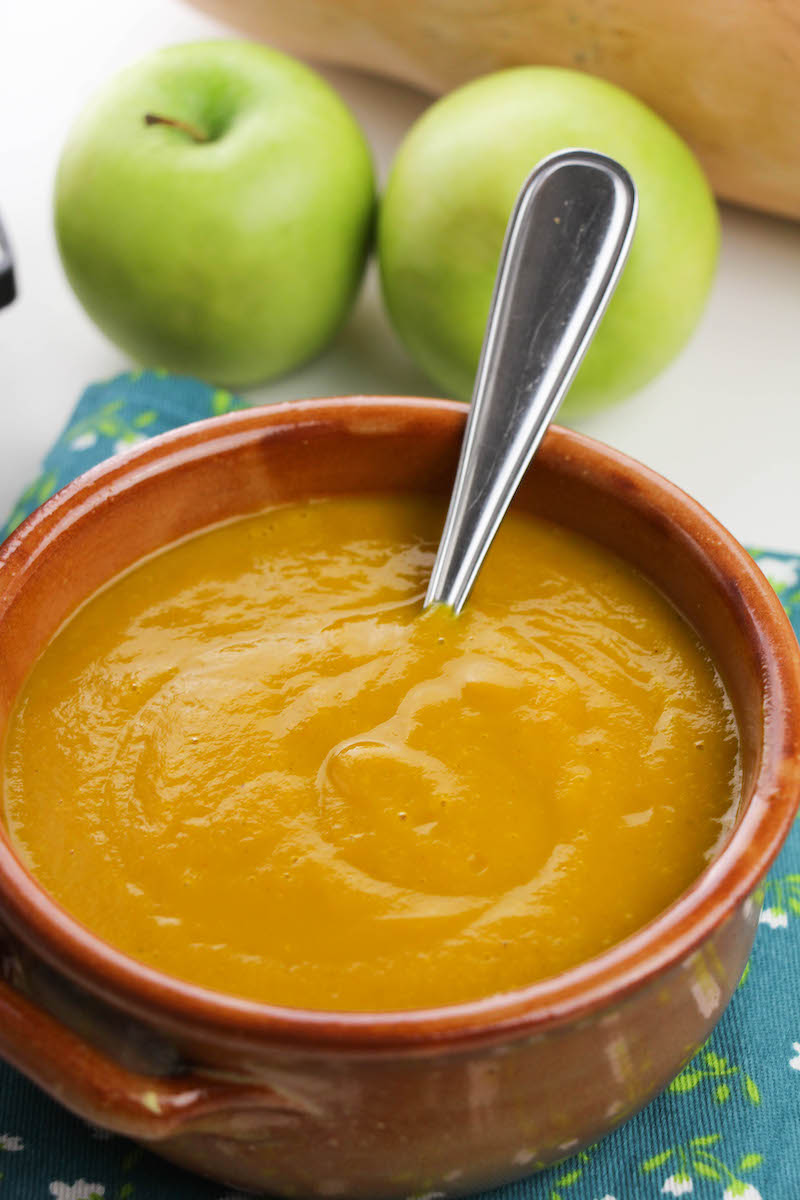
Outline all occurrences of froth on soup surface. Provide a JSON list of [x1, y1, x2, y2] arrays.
[[2, 495, 740, 1010]]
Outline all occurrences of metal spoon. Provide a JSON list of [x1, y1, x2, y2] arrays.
[[424, 149, 638, 614]]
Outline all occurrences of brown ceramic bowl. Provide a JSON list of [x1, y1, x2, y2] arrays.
[[0, 397, 798, 1198]]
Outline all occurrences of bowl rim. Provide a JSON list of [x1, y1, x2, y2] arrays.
[[1, 395, 799, 1050]]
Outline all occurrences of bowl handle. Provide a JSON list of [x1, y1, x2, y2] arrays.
[[0, 974, 305, 1140]]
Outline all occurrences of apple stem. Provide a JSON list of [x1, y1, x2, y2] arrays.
[[143, 113, 209, 143]]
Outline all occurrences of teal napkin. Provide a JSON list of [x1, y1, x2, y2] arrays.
[[2, 371, 799, 1200]]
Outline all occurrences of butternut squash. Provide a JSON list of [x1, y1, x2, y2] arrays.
[[187, 0, 800, 220]]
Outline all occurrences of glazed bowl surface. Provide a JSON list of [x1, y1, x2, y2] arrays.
[[0, 396, 798, 1198]]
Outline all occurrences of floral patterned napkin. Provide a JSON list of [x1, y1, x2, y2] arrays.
[[1, 371, 798, 1200]]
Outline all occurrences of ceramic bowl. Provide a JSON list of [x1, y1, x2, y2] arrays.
[[0, 397, 798, 1198]]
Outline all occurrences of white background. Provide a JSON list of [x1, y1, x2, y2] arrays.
[[2, 0, 799, 549]]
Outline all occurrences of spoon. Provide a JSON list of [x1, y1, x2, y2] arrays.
[[424, 149, 638, 614]]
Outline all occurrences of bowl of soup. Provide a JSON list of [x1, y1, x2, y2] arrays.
[[0, 396, 798, 1197]]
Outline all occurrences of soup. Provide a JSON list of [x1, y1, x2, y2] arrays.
[[2, 494, 739, 1010]]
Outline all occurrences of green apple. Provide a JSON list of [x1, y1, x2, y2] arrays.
[[55, 41, 375, 387], [379, 68, 719, 411]]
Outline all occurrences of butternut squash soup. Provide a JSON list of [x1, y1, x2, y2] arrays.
[[2, 495, 740, 1010]]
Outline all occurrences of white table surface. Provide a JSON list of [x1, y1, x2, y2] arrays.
[[3, 0, 799, 551]]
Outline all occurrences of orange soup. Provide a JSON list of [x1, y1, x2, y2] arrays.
[[2, 495, 740, 1010]]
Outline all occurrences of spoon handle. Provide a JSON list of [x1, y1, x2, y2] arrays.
[[424, 149, 637, 614]]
